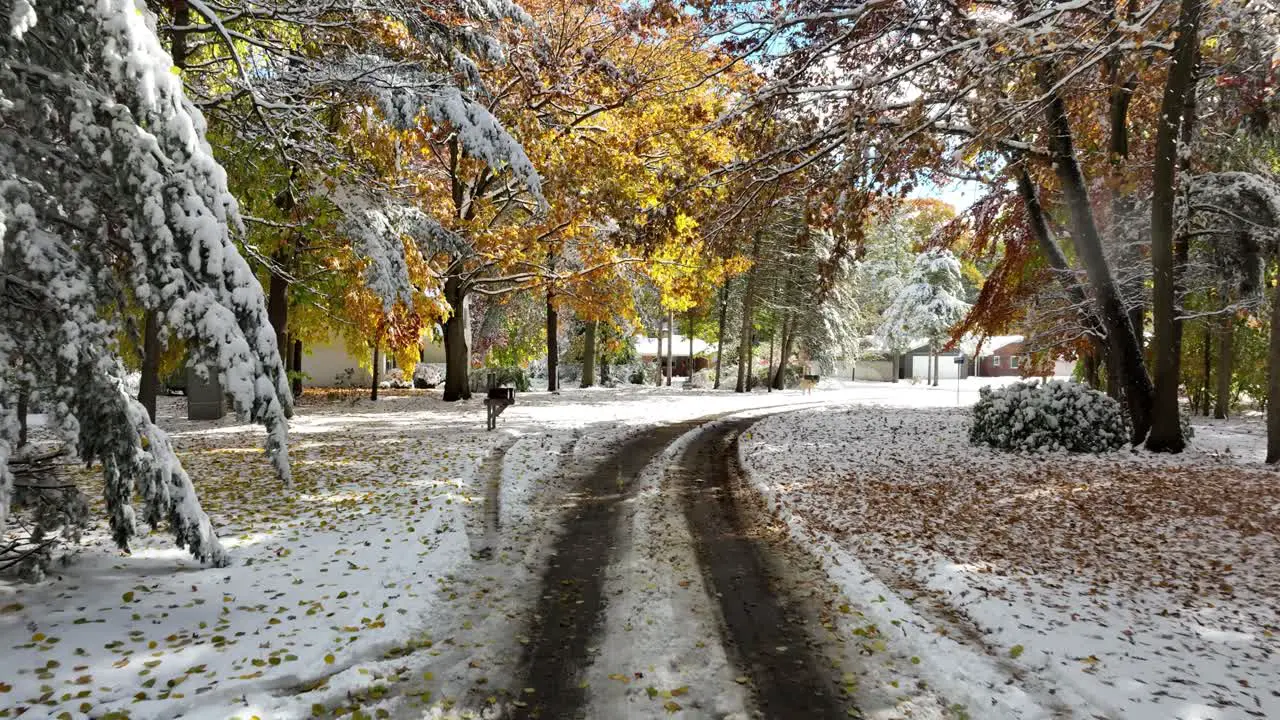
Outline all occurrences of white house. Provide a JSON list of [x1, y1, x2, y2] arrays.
[[301, 333, 446, 387], [634, 334, 711, 377]]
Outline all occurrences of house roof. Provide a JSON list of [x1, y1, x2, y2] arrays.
[[634, 334, 711, 357], [906, 343, 961, 356], [979, 335, 1024, 354]]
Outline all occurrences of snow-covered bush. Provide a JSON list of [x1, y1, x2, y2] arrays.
[[609, 363, 645, 385], [684, 369, 713, 389], [558, 363, 584, 385], [754, 364, 803, 389], [469, 367, 530, 392], [970, 380, 1129, 453], [382, 368, 412, 389], [526, 359, 548, 380], [413, 364, 444, 388]]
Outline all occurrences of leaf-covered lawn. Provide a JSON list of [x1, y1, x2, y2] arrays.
[[742, 405, 1280, 720], [1, 396, 498, 720]]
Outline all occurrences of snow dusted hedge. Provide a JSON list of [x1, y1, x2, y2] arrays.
[[970, 380, 1129, 453]]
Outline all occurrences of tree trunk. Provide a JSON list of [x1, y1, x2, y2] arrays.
[[688, 311, 695, 378], [546, 292, 559, 392], [291, 340, 303, 398], [442, 275, 472, 401], [1201, 320, 1212, 416], [17, 388, 28, 447], [891, 350, 899, 383], [772, 319, 797, 390], [582, 321, 597, 389], [546, 251, 559, 393], [1084, 350, 1100, 388], [656, 320, 664, 387], [1268, 276, 1280, 463], [933, 347, 940, 387], [267, 262, 289, 371], [139, 310, 161, 422], [767, 327, 775, 392], [1037, 68, 1154, 442], [1215, 309, 1233, 419], [370, 344, 381, 402], [736, 238, 761, 393], [1147, 0, 1202, 451], [666, 310, 674, 385], [600, 352, 609, 386], [714, 282, 729, 389]]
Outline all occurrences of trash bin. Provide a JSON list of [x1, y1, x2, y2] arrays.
[[186, 365, 225, 420]]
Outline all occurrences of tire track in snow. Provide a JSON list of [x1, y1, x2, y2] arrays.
[[676, 418, 849, 719], [471, 432, 519, 559], [509, 420, 705, 719]]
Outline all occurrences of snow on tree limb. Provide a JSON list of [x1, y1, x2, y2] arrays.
[[878, 249, 971, 351], [1, 0, 291, 561]]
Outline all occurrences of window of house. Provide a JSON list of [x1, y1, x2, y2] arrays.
[[1010, 355, 1020, 369], [992, 355, 1001, 367]]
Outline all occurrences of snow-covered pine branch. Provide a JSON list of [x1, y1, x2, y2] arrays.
[[877, 248, 971, 352], [1, 0, 296, 566]]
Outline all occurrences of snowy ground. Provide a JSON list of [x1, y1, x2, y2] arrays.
[[0, 380, 878, 719], [12, 376, 1262, 720], [740, 394, 1279, 720]]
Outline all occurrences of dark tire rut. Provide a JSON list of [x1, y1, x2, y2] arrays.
[[510, 421, 702, 720], [677, 418, 848, 719]]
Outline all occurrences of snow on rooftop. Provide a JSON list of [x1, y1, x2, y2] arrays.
[[979, 335, 1023, 354]]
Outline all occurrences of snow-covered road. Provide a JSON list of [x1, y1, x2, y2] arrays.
[[7, 377, 1269, 720]]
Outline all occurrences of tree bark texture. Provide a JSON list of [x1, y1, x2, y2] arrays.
[[688, 311, 695, 377], [546, 251, 559, 393], [666, 310, 674, 385], [139, 310, 161, 422], [1201, 321, 1212, 416], [1268, 277, 1280, 463], [1215, 309, 1232, 419], [1038, 68, 1155, 442], [656, 321, 664, 387], [17, 388, 28, 447], [442, 275, 472, 401], [546, 291, 559, 392], [1146, 0, 1202, 452], [736, 238, 761, 393], [291, 340, 303, 397], [714, 282, 729, 389], [581, 321, 597, 388]]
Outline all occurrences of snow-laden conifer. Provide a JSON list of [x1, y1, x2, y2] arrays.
[[877, 248, 971, 352], [1, 0, 295, 565]]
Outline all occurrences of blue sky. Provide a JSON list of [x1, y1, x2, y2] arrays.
[[908, 177, 988, 212]]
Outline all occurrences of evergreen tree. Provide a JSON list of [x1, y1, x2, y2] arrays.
[[878, 249, 971, 383], [0, 0, 299, 565]]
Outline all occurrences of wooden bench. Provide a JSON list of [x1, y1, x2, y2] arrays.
[[484, 387, 514, 430]]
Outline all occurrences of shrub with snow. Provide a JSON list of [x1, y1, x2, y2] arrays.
[[469, 367, 530, 392], [382, 368, 412, 389], [970, 380, 1130, 453], [684, 369, 713, 389], [413, 364, 444, 388], [608, 363, 645, 385]]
